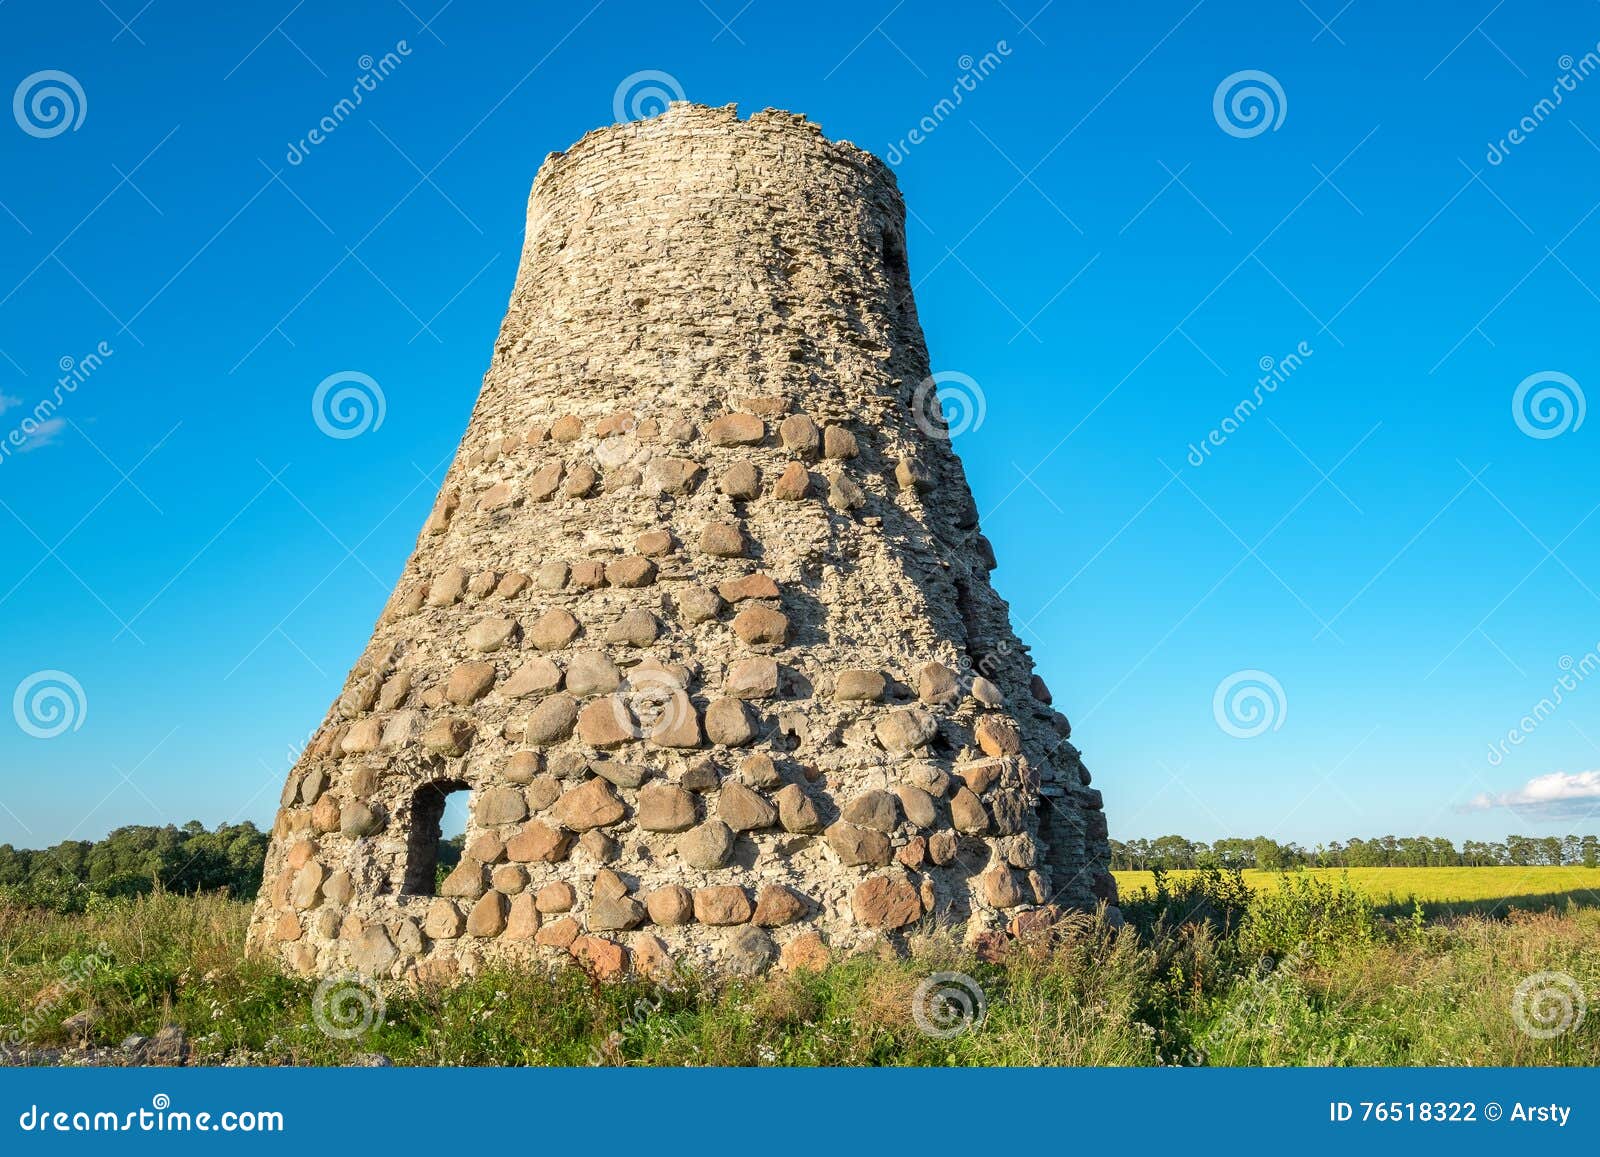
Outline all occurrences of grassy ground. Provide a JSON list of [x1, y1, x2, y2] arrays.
[[1114, 866, 1600, 916], [0, 871, 1596, 1066]]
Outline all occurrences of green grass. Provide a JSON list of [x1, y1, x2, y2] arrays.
[[1114, 866, 1600, 917], [1, 871, 1597, 1066]]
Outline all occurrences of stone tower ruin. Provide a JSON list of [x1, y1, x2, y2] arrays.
[[248, 104, 1114, 981]]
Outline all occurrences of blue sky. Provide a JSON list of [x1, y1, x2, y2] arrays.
[[2, 0, 1599, 849]]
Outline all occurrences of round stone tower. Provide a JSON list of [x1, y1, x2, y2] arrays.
[[248, 103, 1114, 981]]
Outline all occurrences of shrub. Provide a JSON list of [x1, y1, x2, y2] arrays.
[[1240, 872, 1380, 962]]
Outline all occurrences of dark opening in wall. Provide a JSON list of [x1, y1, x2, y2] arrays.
[[881, 228, 910, 292], [402, 778, 470, 896], [1036, 793, 1060, 867]]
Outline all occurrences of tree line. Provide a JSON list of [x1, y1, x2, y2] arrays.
[[1112, 834, 1600, 871], [0, 821, 269, 912], [1, 822, 1592, 914]]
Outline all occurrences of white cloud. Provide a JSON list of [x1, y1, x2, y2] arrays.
[[1465, 770, 1600, 822], [0, 394, 19, 415], [18, 417, 66, 451]]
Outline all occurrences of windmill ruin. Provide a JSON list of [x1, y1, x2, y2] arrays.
[[247, 104, 1115, 981]]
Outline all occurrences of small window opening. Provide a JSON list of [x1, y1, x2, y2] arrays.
[[881, 229, 908, 279], [881, 229, 911, 324], [403, 779, 470, 896]]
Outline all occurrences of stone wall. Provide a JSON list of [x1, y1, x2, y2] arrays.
[[247, 103, 1115, 982]]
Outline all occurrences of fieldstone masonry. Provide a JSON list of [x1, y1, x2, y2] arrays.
[[248, 103, 1116, 983]]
